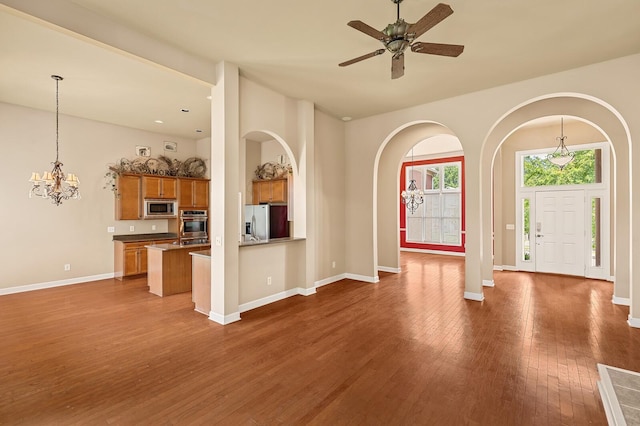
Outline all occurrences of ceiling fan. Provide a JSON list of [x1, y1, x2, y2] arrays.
[[339, 0, 464, 79]]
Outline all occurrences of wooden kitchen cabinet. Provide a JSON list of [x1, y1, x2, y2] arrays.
[[142, 176, 177, 199], [178, 178, 209, 208], [114, 238, 177, 279], [123, 243, 146, 276], [115, 174, 141, 220], [252, 178, 288, 204]]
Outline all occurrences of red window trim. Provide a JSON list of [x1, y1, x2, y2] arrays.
[[400, 155, 465, 253]]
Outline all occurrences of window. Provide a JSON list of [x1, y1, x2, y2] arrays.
[[522, 198, 531, 261], [401, 157, 464, 252], [591, 196, 601, 268], [522, 148, 602, 187]]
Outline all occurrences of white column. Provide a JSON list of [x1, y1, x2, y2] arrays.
[[209, 61, 241, 325], [464, 158, 485, 301], [482, 166, 495, 288], [297, 100, 316, 294]]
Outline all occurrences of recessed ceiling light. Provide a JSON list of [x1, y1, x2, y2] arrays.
[[154, 120, 164, 124], [206, 95, 212, 100], [181, 108, 190, 113], [342, 116, 352, 122]]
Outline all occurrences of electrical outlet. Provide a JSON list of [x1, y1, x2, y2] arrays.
[[215, 236, 222, 246], [107, 226, 115, 233], [129, 225, 135, 232], [151, 225, 156, 231], [332, 261, 336, 269], [64, 264, 71, 271], [267, 276, 272, 285]]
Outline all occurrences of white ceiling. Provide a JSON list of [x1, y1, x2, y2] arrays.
[[1, 0, 639, 140]]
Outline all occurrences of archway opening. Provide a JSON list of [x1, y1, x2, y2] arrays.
[[242, 130, 302, 239], [480, 94, 631, 305], [374, 122, 465, 274], [494, 116, 611, 279]]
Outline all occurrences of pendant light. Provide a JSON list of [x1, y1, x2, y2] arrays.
[[401, 146, 424, 214], [547, 117, 574, 170], [28, 75, 80, 206]]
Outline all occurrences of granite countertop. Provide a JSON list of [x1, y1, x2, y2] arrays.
[[146, 242, 211, 251], [189, 249, 211, 258], [239, 237, 306, 247], [112, 233, 178, 242]]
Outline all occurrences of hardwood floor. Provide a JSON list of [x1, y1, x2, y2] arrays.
[[1, 252, 638, 425]]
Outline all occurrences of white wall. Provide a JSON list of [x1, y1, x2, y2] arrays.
[[261, 140, 288, 165], [314, 110, 346, 280]]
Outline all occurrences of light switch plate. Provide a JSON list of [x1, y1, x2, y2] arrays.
[[506, 224, 515, 230], [215, 236, 222, 246]]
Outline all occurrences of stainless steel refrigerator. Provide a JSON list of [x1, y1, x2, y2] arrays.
[[244, 204, 289, 242], [245, 204, 269, 242]]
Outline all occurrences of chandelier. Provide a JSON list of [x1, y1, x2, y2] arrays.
[[547, 117, 574, 170], [401, 146, 424, 214], [29, 75, 80, 206]]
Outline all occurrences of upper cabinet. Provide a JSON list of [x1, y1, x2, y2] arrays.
[[252, 178, 288, 204], [178, 178, 209, 209], [142, 176, 177, 199], [114, 174, 209, 219], [115, 174, 141, 220]]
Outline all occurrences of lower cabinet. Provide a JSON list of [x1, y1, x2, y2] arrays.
[[114, 239, 177, 279]]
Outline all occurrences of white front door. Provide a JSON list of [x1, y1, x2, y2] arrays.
[[534, 190, 585, 276]]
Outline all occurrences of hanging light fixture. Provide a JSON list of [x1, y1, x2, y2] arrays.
[[401, 146, 424, 214], [28, 75, 80, 206], [547, 117, 574, 170]]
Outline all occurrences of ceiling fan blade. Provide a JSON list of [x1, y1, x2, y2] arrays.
[[411, 42, 464, 57], [409, 3, 454, 40], [391, 54, 405, 79], [347, 20, 387, 41], [339, 49, 386, 67]]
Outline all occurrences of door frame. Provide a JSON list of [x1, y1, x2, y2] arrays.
[[514, 142, 610, 279]]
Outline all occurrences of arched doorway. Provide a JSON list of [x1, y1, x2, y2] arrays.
[[374, 122, 465, 274], [480, 94, 631, 306]]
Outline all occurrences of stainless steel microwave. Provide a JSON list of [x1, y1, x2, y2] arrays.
[[143, 199, 177, 218]]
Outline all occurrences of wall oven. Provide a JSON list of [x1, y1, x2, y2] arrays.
[[180, 210, 208, 245]]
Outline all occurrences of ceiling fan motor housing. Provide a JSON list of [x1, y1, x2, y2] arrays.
[[384, 19, 412, 55]]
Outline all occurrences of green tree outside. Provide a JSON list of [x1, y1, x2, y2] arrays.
[[523, 150, 595, 187], [431, 164, 460, 189]]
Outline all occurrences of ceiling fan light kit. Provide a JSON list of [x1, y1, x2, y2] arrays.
[[339, 0, 464, 79]]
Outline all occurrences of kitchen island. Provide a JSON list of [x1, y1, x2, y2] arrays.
[[190, 249, 211, 315], [146, 243, 210, 297]]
